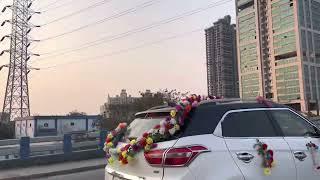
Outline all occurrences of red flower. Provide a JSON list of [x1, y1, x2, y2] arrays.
[[269, 157, 274, 163], [185, 105, 192, 113], [165, 123, 173, 130], [183, 111, 188, 118], [139, 138, 147, 147], [154, 125, 161, 129], [106, 138, 111, 143], [124, 144, 131, 150], [143, 132, 149, 138], [267, 149, 273, 156], [119, 123, 127, 129], [121, 147, 125, 152], [132, 144, 139, 152], [262, 144, 268, 150], [118, 154, 123, 161], [122, 159, 128, 164], [256, 96, 264, 103], [197, 95, 201, 102]]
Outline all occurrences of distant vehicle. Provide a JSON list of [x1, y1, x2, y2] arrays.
[[105, 100, 320, 180]]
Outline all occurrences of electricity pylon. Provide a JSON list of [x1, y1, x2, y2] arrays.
[[0, 0, 40, 122]]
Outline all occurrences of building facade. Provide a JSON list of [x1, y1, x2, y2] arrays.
[[14, 115, 99, 138], [206, 15, 239, 98], [100, 89, 138, 119], [236, 0, 320, 111]]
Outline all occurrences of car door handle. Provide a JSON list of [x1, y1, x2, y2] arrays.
[[294, 151, 307, 161], [236, 152, 254, 163]]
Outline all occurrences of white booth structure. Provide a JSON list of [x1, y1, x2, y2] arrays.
[[14, 115, 99, 138]]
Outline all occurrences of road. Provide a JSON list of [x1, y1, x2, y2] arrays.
[[37, 169, 105, 180]]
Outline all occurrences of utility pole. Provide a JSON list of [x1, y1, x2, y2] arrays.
[[0, 0, 40, 122]]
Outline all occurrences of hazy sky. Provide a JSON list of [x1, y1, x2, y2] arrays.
[[0, 0, 235, 115]]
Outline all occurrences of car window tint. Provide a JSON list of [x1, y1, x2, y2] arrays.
[[270, 110, 319, 137], [182, 104, 227, 137], [222, 110, 278, 137]]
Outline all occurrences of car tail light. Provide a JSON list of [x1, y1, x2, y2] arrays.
[[144, 145, 209, 167], [144, 149, 165, 165]]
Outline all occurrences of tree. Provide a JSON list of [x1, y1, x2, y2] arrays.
[[0, 112, 14, 139], [67, 110, 87, 116], [159, 89, 189, 104], [100, 89, 188, 130]]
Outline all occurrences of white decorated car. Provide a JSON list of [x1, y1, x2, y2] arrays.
[[105, 99, 320, 180]]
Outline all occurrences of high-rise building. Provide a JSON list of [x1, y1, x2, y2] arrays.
[[236, 0, 320, 112], [206, 15, 239, 98]]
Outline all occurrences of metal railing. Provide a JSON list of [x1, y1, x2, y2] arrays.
[[0, 131, 108, 161]]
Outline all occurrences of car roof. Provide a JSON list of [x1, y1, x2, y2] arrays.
[[134, 107, 174, 117], [135, 99, 288, 117]]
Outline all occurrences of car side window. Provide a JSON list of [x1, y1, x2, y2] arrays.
[[222, 110, 278, 137], [270, 110, 320, 137]]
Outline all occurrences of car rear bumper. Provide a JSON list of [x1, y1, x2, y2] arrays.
[[105, 165, 196, 180]]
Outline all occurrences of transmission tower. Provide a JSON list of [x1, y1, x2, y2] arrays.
[[0, 0, 40, 122]]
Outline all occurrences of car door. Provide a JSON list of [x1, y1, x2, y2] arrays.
[[269, 109, 320, 180], [220, 108, 297, 180]]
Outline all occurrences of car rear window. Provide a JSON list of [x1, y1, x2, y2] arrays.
[[126, 117, 164, 139], [124, 111, 170, 140]]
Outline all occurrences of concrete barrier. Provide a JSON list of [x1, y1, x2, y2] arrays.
[[0, 130, 108, 169], [0, 149, 105, 170]]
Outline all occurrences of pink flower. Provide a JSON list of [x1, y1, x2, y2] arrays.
[[175, 105, 182, 111], [192, 101, 198, 108]]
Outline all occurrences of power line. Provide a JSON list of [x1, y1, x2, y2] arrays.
[[39, 0, 62, 10], [39, 0, 163, 41], [41, 0, 79, 12], [42, 0, 113, 26], [34, 0, 231, 61], [39, 28, 203, 70]]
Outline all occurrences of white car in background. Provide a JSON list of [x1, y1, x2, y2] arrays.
[[105, 100, 320, 180]]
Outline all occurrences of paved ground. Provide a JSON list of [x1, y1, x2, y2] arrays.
[[37, 169, 105, 180]]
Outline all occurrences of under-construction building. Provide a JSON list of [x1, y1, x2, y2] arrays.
[[206, 15, 239, 98], [236, 0, 320, 112]]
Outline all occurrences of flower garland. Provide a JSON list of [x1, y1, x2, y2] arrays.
[[104, 94, 219, 165], [253, 139, 275, 176], [256, 96, 272, 107], [306, 142, 320, 170]]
